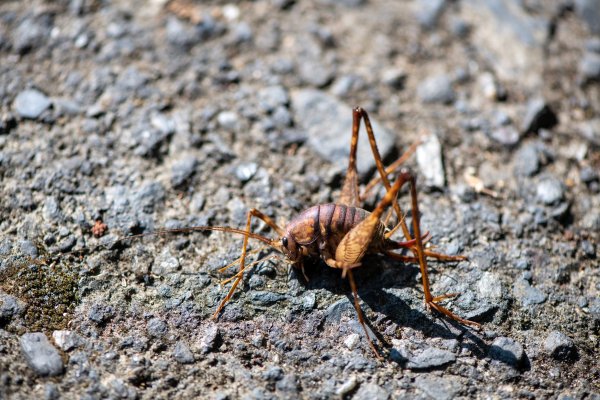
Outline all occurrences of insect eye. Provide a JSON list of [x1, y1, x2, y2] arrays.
[[282, 237, 288, 248]]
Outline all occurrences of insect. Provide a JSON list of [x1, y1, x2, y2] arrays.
[[123, 107, 476, 357], [57, 107, 480, 357]]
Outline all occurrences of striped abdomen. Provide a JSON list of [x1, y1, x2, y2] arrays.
[[286, 203, 385, 252]]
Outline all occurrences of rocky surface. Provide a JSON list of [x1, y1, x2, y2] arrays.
[[0, 0, 599, 399]]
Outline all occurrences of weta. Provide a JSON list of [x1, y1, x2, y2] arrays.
[[194, 107, 480, 356], [59, 107, 480, 357]]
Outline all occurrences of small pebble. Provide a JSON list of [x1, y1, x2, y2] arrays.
[[521, 98, 558, 134], [20, 333, 64, 376], [536, 177, 564, 205], [13, 89, 52, 119], [147, 318, 168, 338], [488, 336, 524, 367], [353, 382, 389, 400], [344, 333, 360, 350], [544, 331, 577, 361], [173, 341, 195, 364], [417, 74, 455, 104], [407, 347, 456, 370], [579, 52, 600, 82]]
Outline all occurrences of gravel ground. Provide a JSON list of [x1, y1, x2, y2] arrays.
[[1, 0, 599, 399]]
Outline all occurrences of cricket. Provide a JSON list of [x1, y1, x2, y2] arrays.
[[64, 107, 481, 357]]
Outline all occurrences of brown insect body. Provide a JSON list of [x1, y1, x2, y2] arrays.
[[283, 203, 389, 265]]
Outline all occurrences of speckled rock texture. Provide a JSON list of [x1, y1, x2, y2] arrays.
[[0, 0, 598, 399]]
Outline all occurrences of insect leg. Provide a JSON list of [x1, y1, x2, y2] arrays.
[[212, 208, 284, 319], [347, 269, 381, 358], [402, 169, 481, 329]]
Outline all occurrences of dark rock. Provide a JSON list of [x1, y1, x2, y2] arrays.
[[147, 318, 168, 338], [415, 0, 446, 29], [0, 112, 17, 134], [324, 298, 353, 323], [19, 333, 64, 376], [417, 74, 455, 104], [406, 347, 456, 370], [249, 291, 286, 305], [489, 336, 524, 367], [173, 341, 195, 364], [581, 240, 596, 258], [521, 98, 558, 134], [544, 331, 577, 361], [0, 293, 25, 322], [88, 303, 114, 324], [513, 278, 547, 306], [536, 177, 564, 205], [291, 89, 394, 176], [579, 52, 600, 83], [13, 89, 52, 119], [575, 0, 600, 35], [353, 383, 389, 400]]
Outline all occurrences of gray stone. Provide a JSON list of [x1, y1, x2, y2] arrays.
[[578, 119, 600, 146], [19, 240, 38, 258], [262, 366, 283, 381], [415, 0, 446, 29], [0, 294, 25, 321], [417, 74, 455, 104], [489, 336, 524, 367], [170, 156, 198, 187], [217, 111, 240, 132], [298, 60, 334, 88], [257, 86, 289, 112], [489, 126, 520, 146], [234, 162, 258, 183], [88, 303, 114, 324], [13, 89, 52, 119], [249, 291, 286, 305], [153, 249, 180, 275], [173, 341, 195, 364], [513, 144, 540, 176], [407, 347, 456, 370], [544, 331, 577, 361], [477, 272, 504, 301], [200, 324, 219, 354], [536, 177, 564, 205], [324, 298, 354, 323], [44, 383, 60, 400], [575, 0, 600, 34], [513, 278, 547, 306], [415, 375, 461, 400], [13, 16, 52, 54], [353, 382, 389, 400], [579, 52, 600, 83], [521, 98, 558, 134], [147, 318, 168, 338], [291, 89, 394, 176], [19, 333, 64, 376], [461, 0, 548, 89], [416, 133, 445, 188], [52, 330, 84, 352]]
